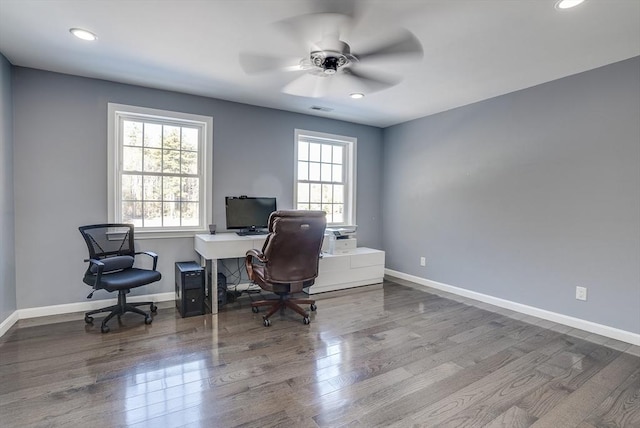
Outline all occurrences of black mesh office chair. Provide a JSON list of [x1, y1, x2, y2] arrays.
[[245, 210, 326, 326], [79, 224, 161, 333]]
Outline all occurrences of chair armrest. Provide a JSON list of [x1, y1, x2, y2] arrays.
[[136, 251, 158, 271], [84, 258, 104, 288], [245, 249, 266, 280]]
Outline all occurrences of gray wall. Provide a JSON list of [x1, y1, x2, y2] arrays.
[[8, 58, 640, 336], [382, 57, 640, 334], [0, 54, 16, 324], [12, 68, 383, 309]]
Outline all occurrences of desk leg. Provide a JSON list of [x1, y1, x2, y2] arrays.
[[201, 256, 219, 315]]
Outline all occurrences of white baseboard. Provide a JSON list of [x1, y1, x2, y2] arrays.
[[0, 310, 19, 338], [5, 274, 639, 347], [0, 292, 175, 337], [385, 269, 640, 346], [18, 292, 175, 319]]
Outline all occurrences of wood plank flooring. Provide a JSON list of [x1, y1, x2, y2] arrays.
[[1, 277, 638, 427]]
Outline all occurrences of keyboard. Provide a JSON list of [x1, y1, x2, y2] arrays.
[[236, 230, 269, 236]]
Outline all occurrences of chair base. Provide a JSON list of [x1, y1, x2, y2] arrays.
[[85, 289, 157, 333], [251, 293, 316, 326]]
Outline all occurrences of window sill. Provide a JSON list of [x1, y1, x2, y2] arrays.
[[134, 229, 207, 240]]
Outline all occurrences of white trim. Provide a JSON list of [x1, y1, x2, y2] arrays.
[[0, 292, 176, 337], [385, 269, 640, 346], [7, 272, 638, 346], [107, 103, 213, 236], [0, 292, 175, 337], [294, 129, 357, 226], [133, 230, 202, 240], [0, 310, 19, 338], [17, 292, 175, 320]]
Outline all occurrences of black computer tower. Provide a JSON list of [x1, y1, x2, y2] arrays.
[[175, 261, 205, 318]]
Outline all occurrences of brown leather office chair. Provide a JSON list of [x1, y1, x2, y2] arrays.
[[245, 210, 326, 326]]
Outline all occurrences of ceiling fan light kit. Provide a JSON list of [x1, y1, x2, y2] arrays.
[[310, 51, 348, 75], [308, 39, 357, 75]]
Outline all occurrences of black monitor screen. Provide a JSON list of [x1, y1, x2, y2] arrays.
[[225, 197, 276, 230]]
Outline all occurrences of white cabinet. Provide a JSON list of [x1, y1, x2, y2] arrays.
[[196, 234, 385, 312], [308, 247, 385, 294]]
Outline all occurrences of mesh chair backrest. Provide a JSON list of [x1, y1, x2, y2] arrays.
[[79, 224, 136, 260], [261, 210, 326, 283]]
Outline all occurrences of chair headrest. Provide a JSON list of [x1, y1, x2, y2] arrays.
[[268, 210, 326, 231]]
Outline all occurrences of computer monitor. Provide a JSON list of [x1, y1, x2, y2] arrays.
[[225, 196, 276, 232]]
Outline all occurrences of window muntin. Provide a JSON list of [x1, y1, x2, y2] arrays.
[[108, 104, 212, 236], [294, 130, 356, 226]]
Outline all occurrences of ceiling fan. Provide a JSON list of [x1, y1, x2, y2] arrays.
[[239, 6, 423, 98]]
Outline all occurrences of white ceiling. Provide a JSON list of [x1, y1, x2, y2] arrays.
[[0, 0, 639, 128]]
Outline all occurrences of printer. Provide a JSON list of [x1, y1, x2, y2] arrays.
[[322, 226, 357, 254]]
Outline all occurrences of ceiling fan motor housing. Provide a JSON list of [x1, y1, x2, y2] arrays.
[[311, 40, 355, 74]]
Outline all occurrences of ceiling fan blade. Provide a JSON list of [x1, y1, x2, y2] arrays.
[[354, 29, 423, 62], [276, 13, 355, 50], [275, 0, 365, 51], [239, 53, 305, 74], [282, 73, 330, 98], [309, 0, 358, 17], [341, 67, 401, 93]]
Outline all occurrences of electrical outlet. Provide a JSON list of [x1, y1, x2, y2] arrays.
[[576, 286, 587, 301], [420, 257, 426, 267]]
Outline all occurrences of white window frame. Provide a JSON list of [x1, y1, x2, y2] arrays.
[[293, 129, 357, 227], [107, 103, 213, 238]]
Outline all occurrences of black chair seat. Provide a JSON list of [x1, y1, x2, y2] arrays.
[[84, 268, 162, 292]]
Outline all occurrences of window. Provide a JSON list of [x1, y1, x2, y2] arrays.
[[108, 104, 213, 237], [294, 129, 356, 226]]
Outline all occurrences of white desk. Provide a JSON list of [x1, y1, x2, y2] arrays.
[[195, 233, 267, 260], [195, 233, 267, 314], [194, 233, 385, 314]]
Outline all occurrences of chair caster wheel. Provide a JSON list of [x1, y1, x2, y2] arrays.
[[303, 317, 310, 325], [84, 315, 93, 324], [150, 304, 157, 313], [310, 304, 317, 312], [144, 315, 153, 325], [252, 306, 259, 313], [263, 318, 271, 327], [101, 325, 110, 333]]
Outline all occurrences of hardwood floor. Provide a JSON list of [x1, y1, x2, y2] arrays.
[[1, 277, 639, 427]]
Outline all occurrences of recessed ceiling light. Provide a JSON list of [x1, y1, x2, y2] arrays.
[[349, 93, 365, 99], [69, 28, 97, 41], [555, 0, 586, 10]]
